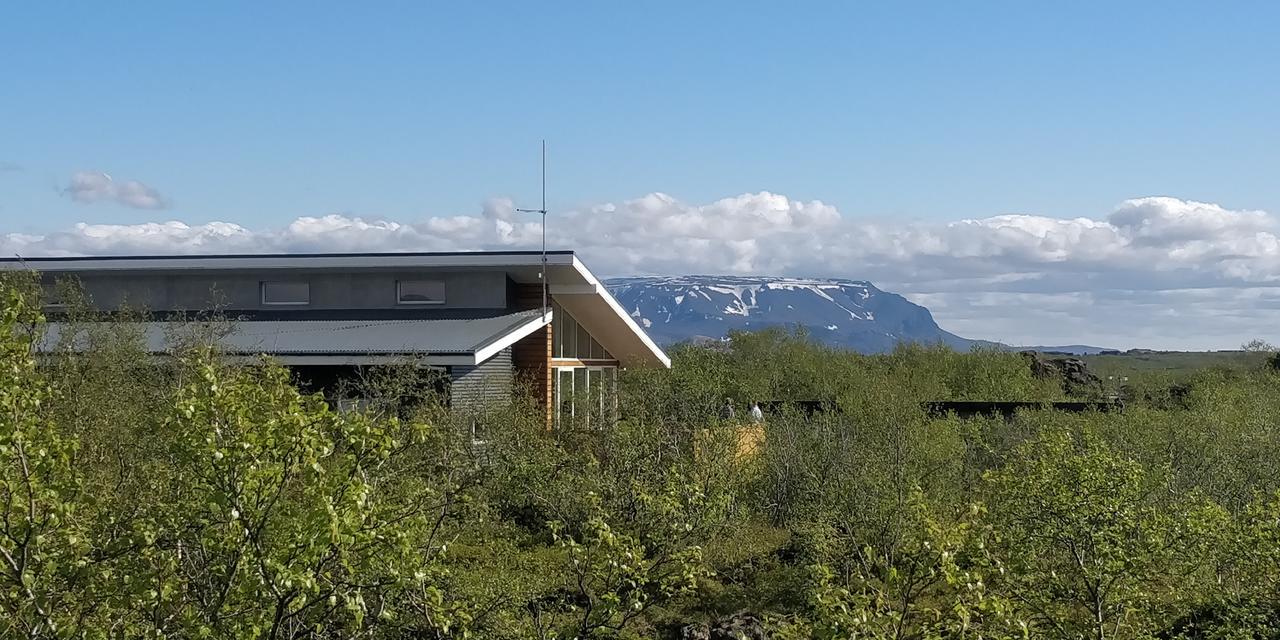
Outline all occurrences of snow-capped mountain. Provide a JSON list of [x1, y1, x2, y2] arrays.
[[605, 276, 983, 353]]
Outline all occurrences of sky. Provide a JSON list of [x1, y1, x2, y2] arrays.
[[3, 2, 1280, 350]]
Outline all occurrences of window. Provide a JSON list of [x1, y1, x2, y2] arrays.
[[573, 368, 589, 425], [261, 281, 310, 305], [553, 365, 618, 430], [553, 301, 581, 358], [556, 368, 574, 426], [590, 335, 608, 360], [397, 279, 446, 304], [41, 283, 66, 308], [552, 301, 614, 361]]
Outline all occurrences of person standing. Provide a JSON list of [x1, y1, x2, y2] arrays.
[[721, 398, 736, 422], [749, 401, 764, 423]]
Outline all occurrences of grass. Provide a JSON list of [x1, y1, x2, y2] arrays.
[[1081, 350, 1267, 380]]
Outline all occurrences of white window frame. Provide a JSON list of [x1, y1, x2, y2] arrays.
[[396, 279, 447, 305], [260, 281, 311, 306], [553, 364, 618, 430]]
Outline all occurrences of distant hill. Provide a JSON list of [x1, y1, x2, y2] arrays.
[[604, 275, 1110, 354], [606, 275, 987, 353], [1020, 345, 1115, 356]]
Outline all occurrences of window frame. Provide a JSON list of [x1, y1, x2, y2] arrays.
[[396, 279, 447, 305], [553, 364, 618, 430], [260, 281, 311, 306], [41, 282, 68, 309]]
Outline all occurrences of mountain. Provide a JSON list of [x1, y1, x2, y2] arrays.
[[605, 275, 989, 353]]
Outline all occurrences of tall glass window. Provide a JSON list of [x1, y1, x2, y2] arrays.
[[552, 301, 614, 360], [553, 365, 618, 429]]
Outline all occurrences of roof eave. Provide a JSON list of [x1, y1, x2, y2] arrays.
[[568, 256, 671, 369]]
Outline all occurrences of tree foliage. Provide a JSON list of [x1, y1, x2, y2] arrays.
[[3, 279, 1280, 638]]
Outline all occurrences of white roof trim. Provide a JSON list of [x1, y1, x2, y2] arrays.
[[570, 256, 671, 368], [473, 310, 552, 364]]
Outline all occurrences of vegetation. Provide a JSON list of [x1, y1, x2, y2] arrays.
[[1081, 350, 1266, 383], [4, 276, 1280, 638]]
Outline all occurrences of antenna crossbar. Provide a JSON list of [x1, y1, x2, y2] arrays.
[[516, 140, 548, 319]]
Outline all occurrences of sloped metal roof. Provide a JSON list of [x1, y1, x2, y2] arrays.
[[40, 309, 546, 358], [14, 250, 670, 368]]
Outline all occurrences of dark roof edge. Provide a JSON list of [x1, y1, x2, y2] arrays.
[[0, 250, 576, 264]]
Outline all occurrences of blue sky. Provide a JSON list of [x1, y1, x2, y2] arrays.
[[4, 2, 1280, 348], [5, 2, 1279, 227]]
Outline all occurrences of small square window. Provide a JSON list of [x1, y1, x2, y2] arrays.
[[261, 281, 310, 305], [42, 283, 67, 308], [397, 280, 445, 305]]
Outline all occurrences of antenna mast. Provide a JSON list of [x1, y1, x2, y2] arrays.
[[516, 140, 548, 318]]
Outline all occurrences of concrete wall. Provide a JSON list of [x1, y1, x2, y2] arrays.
[[44, 269, 509, 312]]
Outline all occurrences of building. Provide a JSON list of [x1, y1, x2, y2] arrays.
[[1, 251, 670, 427]]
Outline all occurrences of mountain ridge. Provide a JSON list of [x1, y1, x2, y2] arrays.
[[605, 275, 1107, 354], [606, 275, 975, 353]]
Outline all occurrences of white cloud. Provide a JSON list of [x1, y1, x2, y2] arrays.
[[4, 191, 1280, 349], [63, 171, 168, 210]]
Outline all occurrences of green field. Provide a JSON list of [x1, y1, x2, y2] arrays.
[[1081, 350, 1267, 380]]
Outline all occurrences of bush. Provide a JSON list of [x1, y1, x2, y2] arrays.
[[3, 275, 1280, 637]]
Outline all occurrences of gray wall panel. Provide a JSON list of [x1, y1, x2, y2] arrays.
[[47, 269, 508, 312], [449, 347, 514, 413]]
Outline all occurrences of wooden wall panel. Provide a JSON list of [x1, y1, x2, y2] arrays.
[[512, 323, 553, 429], [511, 281, 548, 311]]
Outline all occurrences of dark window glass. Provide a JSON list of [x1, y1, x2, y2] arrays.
[[42, 283, 66, 307], [573, 368, 589, 427], [261, 281, 310, 305], [397, 280, 446, 304], [577, 323, 591, 359], [565, 312, 578, 357], [555, 368, 574, 428], [553, 302, 564, 357]]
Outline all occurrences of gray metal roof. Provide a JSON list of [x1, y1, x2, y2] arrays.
[[1, 251, 578, 276], [40, 309, 545, 356], [15, 249, 669, 367], [1, 250, 575, 264]]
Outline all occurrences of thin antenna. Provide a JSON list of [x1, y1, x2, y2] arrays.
[[516, 140, 549, 318]]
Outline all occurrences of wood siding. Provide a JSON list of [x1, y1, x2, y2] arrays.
[[510, 280, 548, 312], [510, 281, 553, 428], [512, 323, 553, 429]]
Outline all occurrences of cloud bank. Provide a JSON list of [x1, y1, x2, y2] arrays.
[[5, 192, 1278, 349], [62, 171, 168, 210]]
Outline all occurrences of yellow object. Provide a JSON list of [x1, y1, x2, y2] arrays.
[[695, 423, 765, 462]]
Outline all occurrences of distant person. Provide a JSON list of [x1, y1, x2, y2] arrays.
[[749, 401, 764, 423], [720, 398, 736, 421]]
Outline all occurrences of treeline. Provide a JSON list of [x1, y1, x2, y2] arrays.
[[2, 277, 1280, 638]]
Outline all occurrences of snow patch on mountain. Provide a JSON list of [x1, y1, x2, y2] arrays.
[[605, 275, 982, 353]]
